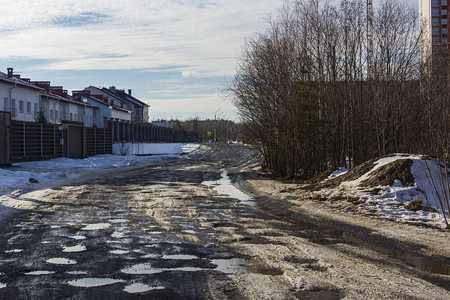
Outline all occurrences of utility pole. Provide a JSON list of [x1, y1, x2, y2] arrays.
[[367, 0, 374, 80]]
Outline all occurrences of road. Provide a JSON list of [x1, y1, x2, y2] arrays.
[[0, 143, 448, 299]]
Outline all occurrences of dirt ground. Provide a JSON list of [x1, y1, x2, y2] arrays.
[[0, 143, 448, 299]]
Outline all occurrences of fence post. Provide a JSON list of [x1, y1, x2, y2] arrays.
[[40, 123, 43, 159], [23, 122, 26, 158]]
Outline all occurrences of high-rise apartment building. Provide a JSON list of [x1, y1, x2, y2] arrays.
[[420, 0, 449, 58]]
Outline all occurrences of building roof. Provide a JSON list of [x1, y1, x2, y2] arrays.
[[0, 71, 45, 92], [101, 87, 149, 108]]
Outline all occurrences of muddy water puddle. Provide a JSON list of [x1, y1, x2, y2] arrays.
[[203, 170, 255, 206]]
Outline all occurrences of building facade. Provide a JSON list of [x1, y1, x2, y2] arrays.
[[420, 0, 449, 60]]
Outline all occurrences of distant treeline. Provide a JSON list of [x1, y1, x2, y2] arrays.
[[229, 0, 449, 179]]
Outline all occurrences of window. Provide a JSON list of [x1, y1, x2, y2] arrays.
[[433, 18, 441, 26], [433, 27, 441, 35], [432, 8, 441, 17], [432, 0, 440, 7], [50, 110, 54, 120], [74, 114, 78, 121], [70, 113, 73, 121], [55, 111, 59, 121], [26, 102, 31, 113], [19, 100, 24, 113], [3, 97, 9, 110]]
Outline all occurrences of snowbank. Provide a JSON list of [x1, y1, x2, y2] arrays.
[[0, 143, 203, 198], [324, 154, 450, 227]]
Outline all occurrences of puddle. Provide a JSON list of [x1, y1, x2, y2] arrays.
[[121, 264, 205, 275], [63, 245, 87, 253], [0, 283, 6, 289], [5, 249, 23, 253], [68, 235, 86, 240], [203, 170, 255, 206], [171, 215, 185, 219], [109, 219, 128, 224], [211, 258, 246, 277], [182, 230, 197, 234], [68, 278, 125, 288], [124, 283, 165, 294], [162, 254, 198, 260], [67, 271, 88, 275], [81, 223, 111, 230], [41, 241, 51, 244], [25, 271, 55, 275], [121, 264, 164, 275], [111, 232, 126, 238], [46, 258, 77, 265], [110, 250, 130, 255]]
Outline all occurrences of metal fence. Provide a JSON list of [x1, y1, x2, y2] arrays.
[[0, 111, 11, 166], [5, 119, 197, 163], [11, 120, 63, 162], [108, 120, 198, 143]]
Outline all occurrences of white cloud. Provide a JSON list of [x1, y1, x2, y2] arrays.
[[0, 0, 280, 77]]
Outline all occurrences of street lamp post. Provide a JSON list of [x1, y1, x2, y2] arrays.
[[214, 108, 220, 142]]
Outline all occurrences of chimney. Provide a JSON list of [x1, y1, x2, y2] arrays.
[[7, 68, 13, 78], [109, 86, 116, 91], [128, 89, 132, 96]]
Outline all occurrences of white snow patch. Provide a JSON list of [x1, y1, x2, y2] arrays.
[[326, 154, 449, 227]]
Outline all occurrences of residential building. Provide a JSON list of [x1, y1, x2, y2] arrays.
[[420, 0, 449, 59], [84, 86, 149, 123], [0, 68, 44, 122], [0, 68, 98, 126], [72, 90, 131, 128]]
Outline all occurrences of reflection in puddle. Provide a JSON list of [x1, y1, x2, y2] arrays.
[[63, 245, 87, 253], [67, 271, 88, 275], [25, 271, 55, 275], [110, 250, 130, 255], [182, 230, 197, 234], [211, 258, 246, 277], [68, 235, 86, 240], [123, 283, 165, 293], [5, 249, 23, 253], [68, 278, 124, 287], [81, 223, 111, 230], [203, 170, 255, 206], [162, 254, 198, 260], [46, 258, 77, 265]]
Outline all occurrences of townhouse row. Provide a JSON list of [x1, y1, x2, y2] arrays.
[[0, 68, 149, 128]]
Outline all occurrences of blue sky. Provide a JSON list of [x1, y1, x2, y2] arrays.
[[0, 0, 418, 121]]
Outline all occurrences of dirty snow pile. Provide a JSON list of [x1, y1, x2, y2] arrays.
[[323, 154, 450, 227], [0, 143, 203, 196]]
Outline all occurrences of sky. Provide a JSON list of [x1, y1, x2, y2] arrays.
[[0, 0, 418, 121]]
